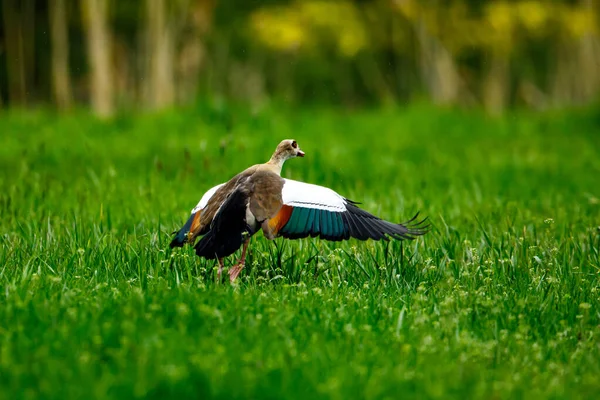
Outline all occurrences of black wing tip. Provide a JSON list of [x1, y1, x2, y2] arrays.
[[169, 239, 184, 248], [344, 198, 362, 206], [170, 211, 198, 249], [396, 212, 431, 240], [169, 230, 187, 248], [344, 202, 430, 241]]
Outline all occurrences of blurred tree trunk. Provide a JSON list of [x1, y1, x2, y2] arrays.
[[551, 39, 597, 106], [176, 0, 214, 104], [551, 0, 600, 107], [113, 38, 134, 106], [574, 0, 600, 103], [22, 0, 35, 99], [2, 0, 35, 106], [146, 0, 174, 109], [49, 0, 73, 111], [0, 1, 23, 105], [355, 3, 395, 105], [575, 35, 600, 103], [551, 41, 574, 106], [82, 0, 114, 117], [483, 53, 509, 116], [416, 20, 460, 105]]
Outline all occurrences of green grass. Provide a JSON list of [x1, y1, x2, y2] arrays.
[[1, 104, 599, 399]]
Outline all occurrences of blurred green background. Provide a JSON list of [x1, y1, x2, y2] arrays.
[[2, 2, 600, 399], [1, 0, 599, 114]]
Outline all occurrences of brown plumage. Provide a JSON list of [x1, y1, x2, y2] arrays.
[[193, 170, 284, 261], [171, 138, 428, 283], [187, 140, 302, 243], [170, 139, 305, 281]]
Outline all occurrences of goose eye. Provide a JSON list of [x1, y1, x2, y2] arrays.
[[291, 141, 297, 149]]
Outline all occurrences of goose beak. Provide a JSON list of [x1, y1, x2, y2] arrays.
[[297, 149, 305, 157]]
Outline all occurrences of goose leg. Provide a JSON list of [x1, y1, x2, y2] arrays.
[[229, 238, 250, 282]]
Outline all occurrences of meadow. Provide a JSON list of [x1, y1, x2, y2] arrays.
[[0, 104, 599, 399]]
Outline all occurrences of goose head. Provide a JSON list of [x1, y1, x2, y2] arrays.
[[269, 139, 304, 165], [276, 139, 304, 159]]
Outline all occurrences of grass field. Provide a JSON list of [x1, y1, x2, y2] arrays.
[[1, 104, 599, 399]]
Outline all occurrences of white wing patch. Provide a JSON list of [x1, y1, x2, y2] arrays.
[[282, 179, 347, 212], [191, 179, 348, 215], [191, 183, 225, 214]]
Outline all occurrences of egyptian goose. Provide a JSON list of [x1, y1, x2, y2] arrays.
[[170, 139, 428, 281]]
